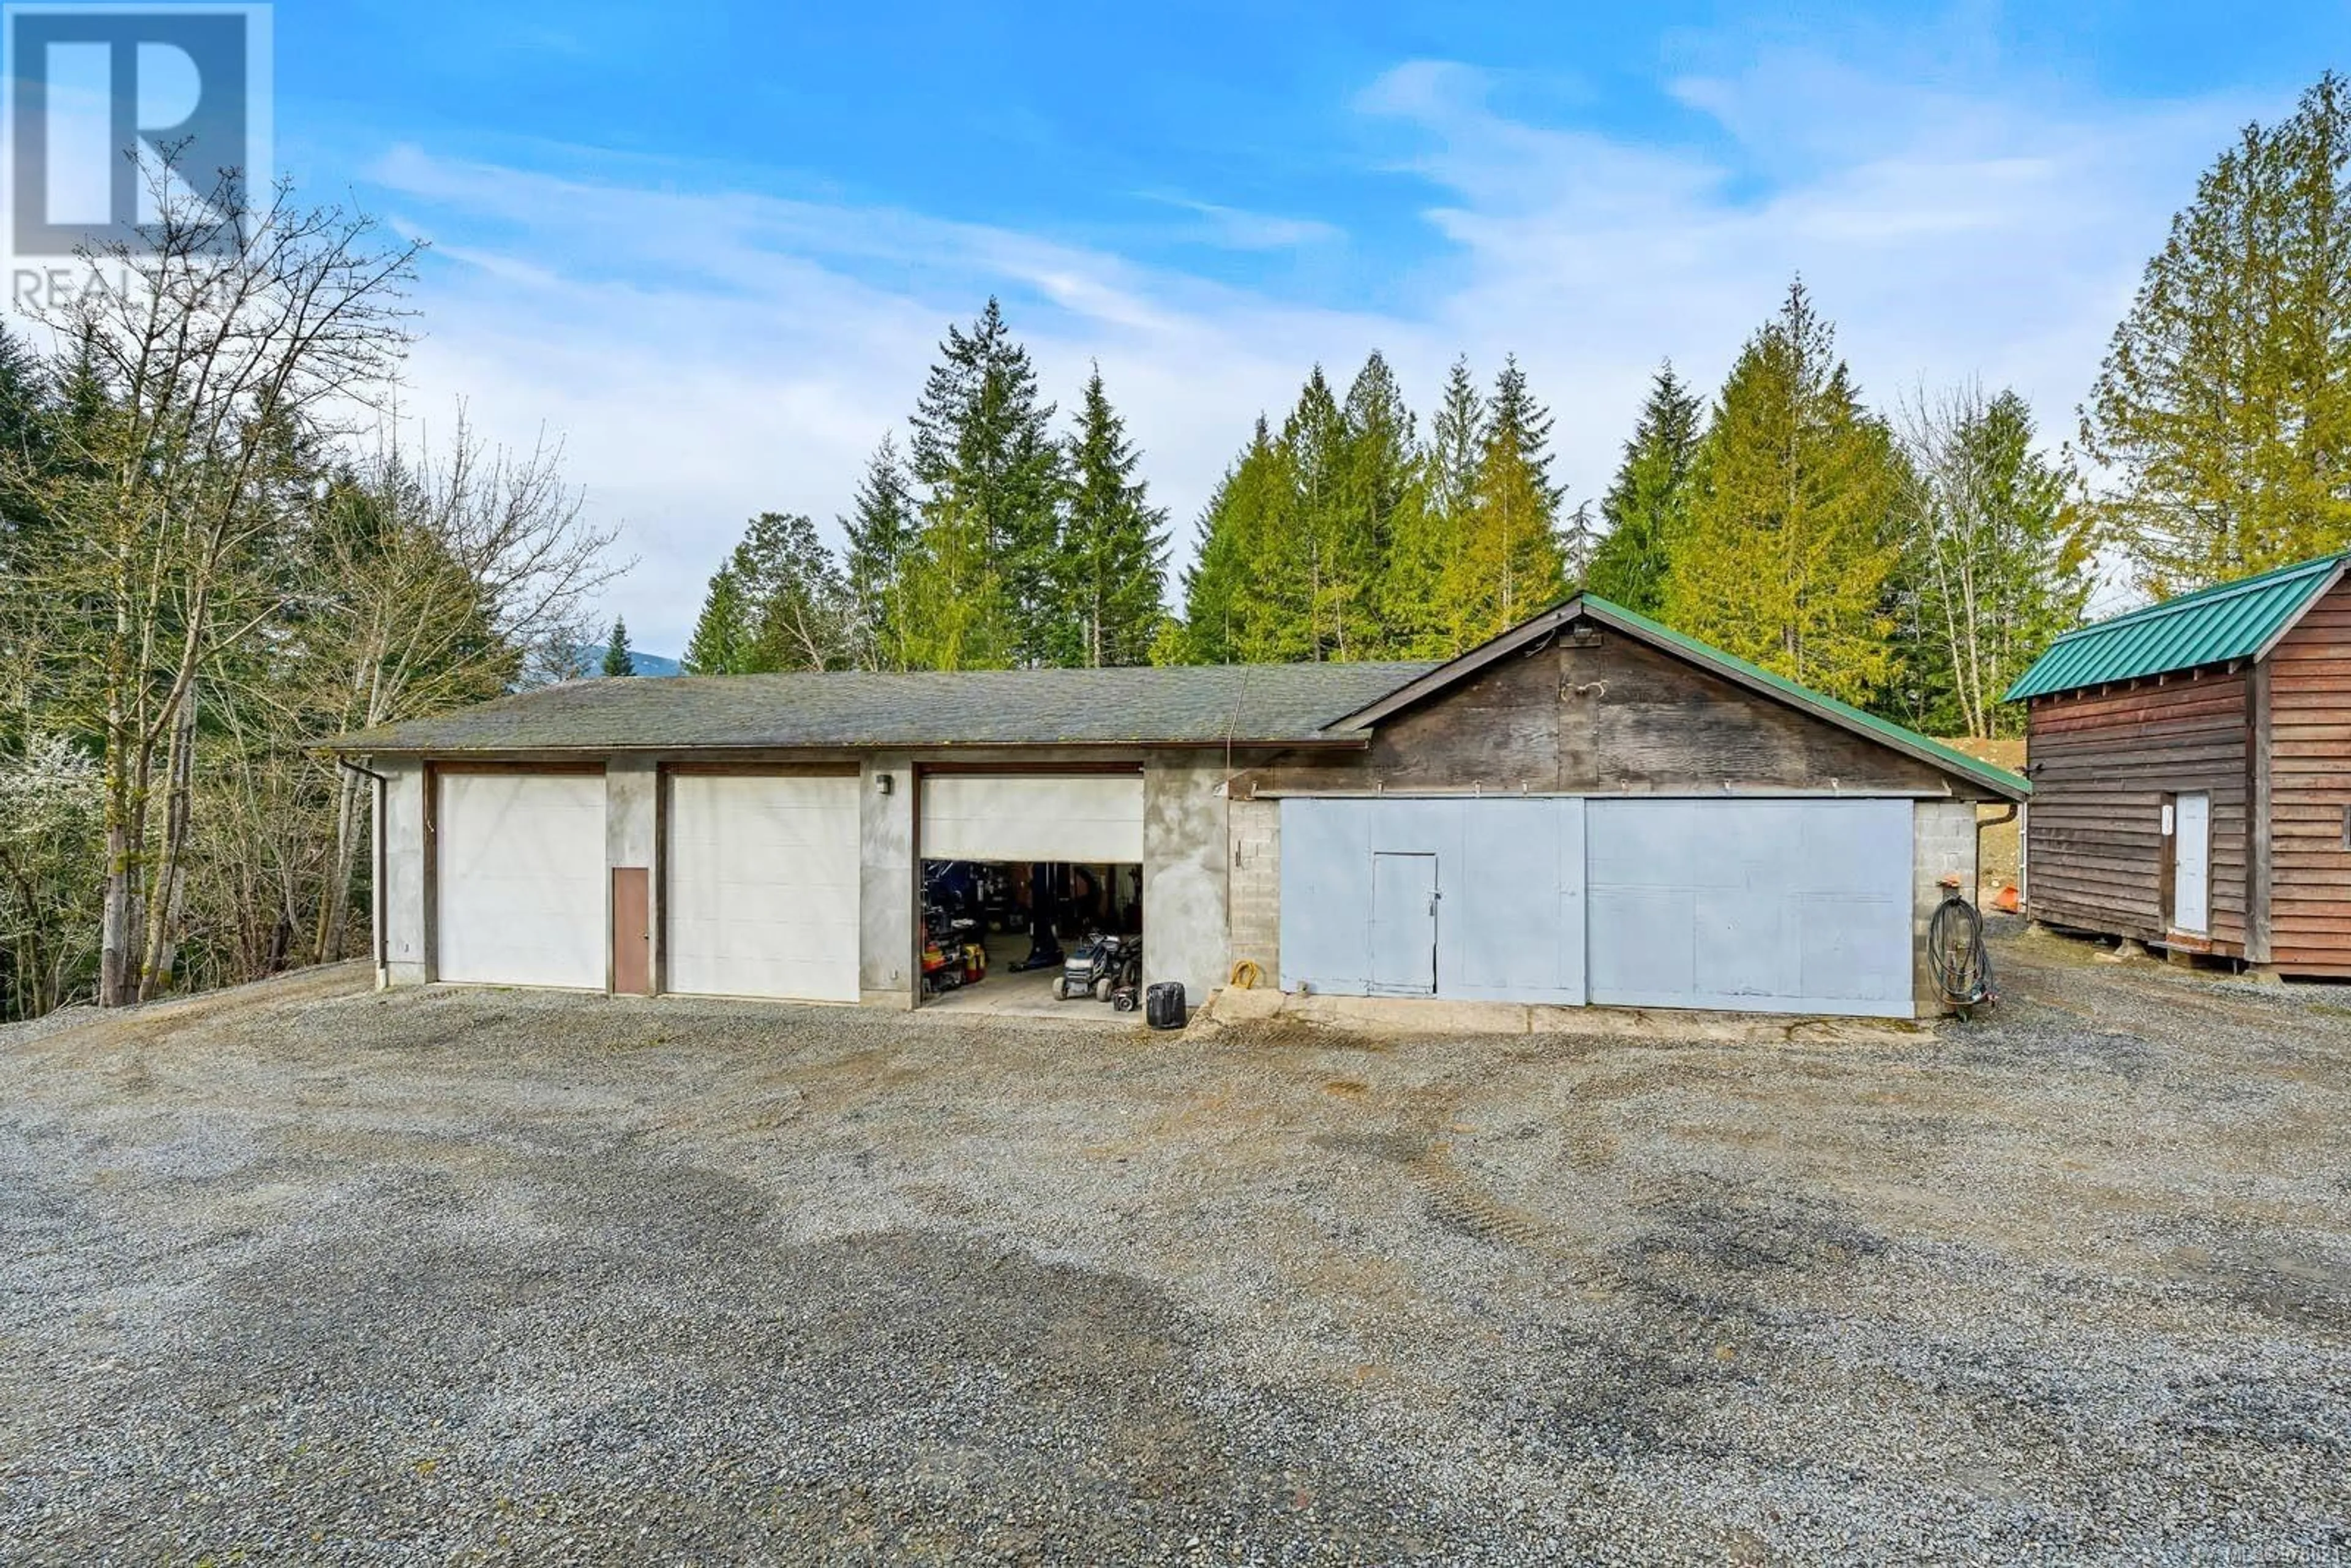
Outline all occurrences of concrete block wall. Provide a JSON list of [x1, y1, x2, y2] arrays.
[[1226, 796, 1280, 989], [859, 754, 915, 1004], [1142, 759, 1229, 1005], [1911, 799, 1979, 1017], [378, 759, 430, 987]]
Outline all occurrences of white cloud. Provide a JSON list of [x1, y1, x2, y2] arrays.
[[362, 54, 2268, 653], [1138, 193, 1347, 251], [370, 148, 1397, 649]]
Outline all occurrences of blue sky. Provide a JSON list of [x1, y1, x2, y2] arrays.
[[259, 1, 2341, 651]]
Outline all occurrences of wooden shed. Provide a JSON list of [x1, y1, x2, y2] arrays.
[[2008, 549, 2351, 977]]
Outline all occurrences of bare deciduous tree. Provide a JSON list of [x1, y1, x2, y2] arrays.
[[294, 414, 622, 962], [1896, 383, 2093, 738], [19, 166, 421, 1003]]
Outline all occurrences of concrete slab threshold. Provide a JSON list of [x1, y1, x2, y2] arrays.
[[917, 934, 1136, 1026], [1191, 986, 1922, 1046]]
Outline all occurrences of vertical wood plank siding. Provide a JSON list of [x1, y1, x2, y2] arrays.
[[2022, 669, 2249, 953], [2265, 577, 2351, 975], [1239, 632, 1974, 798]]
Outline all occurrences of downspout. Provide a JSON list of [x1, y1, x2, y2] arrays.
[[1221, 664, 1251, 992], [337, 757, 392, 989], [1977, 801, 2018, 906]]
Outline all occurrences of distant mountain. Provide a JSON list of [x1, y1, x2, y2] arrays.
[[578, 646, 682, 678]]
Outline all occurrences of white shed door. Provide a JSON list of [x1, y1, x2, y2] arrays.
[[667, 773, 861, 1001], [2172, 792, 2210, 936], [921, 773, 1144, 863], [1586, 798, 1913, 1018], [437, 771, 607, 989]]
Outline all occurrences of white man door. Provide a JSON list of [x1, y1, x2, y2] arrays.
[[1368, 852, 1439, 994], [2171, 791, 2211, 937]]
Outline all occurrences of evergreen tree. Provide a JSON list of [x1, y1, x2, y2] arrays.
[[1383, 356, 1482, 656], [683, 565, 754, 675], [841, 435, 916, 671], [1336, 351, 1422, 656], [1666, 280, 1906, 704], [904, 298, 1063, 667], [684, 513, 855, 675], [1061, 364, 1169, 667], [1560, 499, 1598, 589], [2083, 71, 2351, 593], [1235, 368, 1349, 661], [1161, 418, 1288, 664], [1487, 354, 1561, 498], [1587, 362, 1704, 613], [600, 617, 634, 677], [898, 490, 1004, 672], [1425, 356, 1485, 530], [0, 326, 67, 731], [0, 325, 53, 534], [1216, 362, 1401, 662], [1438, 355, 1566, 647]]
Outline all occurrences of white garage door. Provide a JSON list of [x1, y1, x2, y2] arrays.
[[437, 771, 607, 989], [921, 773, 1144, 863], [1586, 798, 1913, 1018], [667, 773, 861, 1001]]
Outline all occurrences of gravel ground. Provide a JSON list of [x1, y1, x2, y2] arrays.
[[2, 926, 2347, 1564]]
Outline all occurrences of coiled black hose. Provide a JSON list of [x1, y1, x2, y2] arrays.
[[1929, 887, 1994, 1010]]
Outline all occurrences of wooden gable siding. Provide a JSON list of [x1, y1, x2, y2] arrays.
[[1238, 626, 1971, 798], [2264, 574, 2351, 975], [2022, 669, 2248, 952]]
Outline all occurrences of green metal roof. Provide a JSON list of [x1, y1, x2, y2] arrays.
[[2004, 550, 2351, 702], [1581, 597, 2032, 801]]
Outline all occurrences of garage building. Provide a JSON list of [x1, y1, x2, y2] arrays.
[[331, 595, 2027, 1020]]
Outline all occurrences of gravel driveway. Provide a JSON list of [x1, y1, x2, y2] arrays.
[[2, 926, 2347, 1564]]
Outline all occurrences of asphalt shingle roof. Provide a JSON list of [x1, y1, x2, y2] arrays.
[[328, 661, 1441, 755], [2004, 550, 2351, 701]]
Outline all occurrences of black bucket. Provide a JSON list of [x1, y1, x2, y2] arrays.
[[1144, 981, 1186, 1030]]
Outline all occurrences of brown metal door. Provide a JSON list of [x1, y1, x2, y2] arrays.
[[611, 866, 651, 995]]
